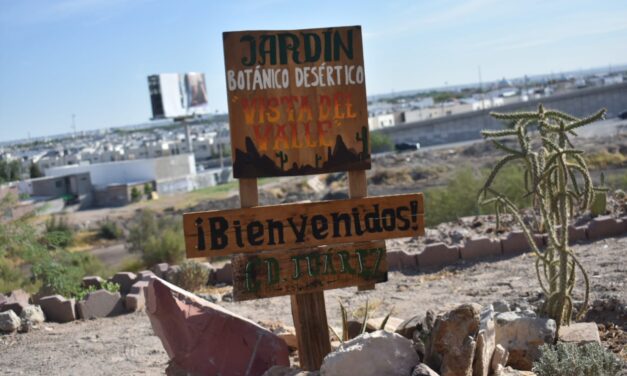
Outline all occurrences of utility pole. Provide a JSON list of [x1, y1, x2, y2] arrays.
[[71, 114, 77, 138], [478, 66, 485, 110]]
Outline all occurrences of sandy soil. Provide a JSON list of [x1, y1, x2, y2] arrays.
[[1, 235, 624, 375]]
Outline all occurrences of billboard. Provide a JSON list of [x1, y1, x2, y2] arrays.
[[147, 73, 208, 119]]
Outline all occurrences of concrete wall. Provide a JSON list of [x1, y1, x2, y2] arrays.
[[379, 82, 627, 146]]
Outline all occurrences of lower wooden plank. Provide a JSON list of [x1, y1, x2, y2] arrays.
[[232, 241, 387, 301], [291, 291, 331, 370]]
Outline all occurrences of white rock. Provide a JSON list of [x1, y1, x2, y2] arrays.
[[473, 305, 496, 376], [20, 305, 45, 325], [320, 330, 420, 376], [494, 312, 555, 371], [0, 310, 21, 333]]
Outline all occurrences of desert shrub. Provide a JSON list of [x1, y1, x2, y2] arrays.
[[172, 261, 209, 292], [44, 215, 74, 248], [424, 168, 483, 226], [74, 281, 120, 301], [131, 187, 142, 202], [128, 210, 185, 267], [585, 150, 626, 170], [0, 258, 25, 293], [98, 219, 123, 240], [533, 342, 624, 376], [370, 132, 394, 154]]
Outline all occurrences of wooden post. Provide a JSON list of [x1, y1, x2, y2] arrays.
[[291, 291, 332, 370], [348, 170, 376, 291]]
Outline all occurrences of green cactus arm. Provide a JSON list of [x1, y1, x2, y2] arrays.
[[490, 111, 540, 121], [544, 109, 579, 122], [564, 108, 606, 131], [481, 154, 522, 193], [481, 128, 518, 138], [491, 139, 524, 156]]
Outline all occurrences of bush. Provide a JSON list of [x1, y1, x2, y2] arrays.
[[533, 342, 624, 376], [131, 187, 142, 202], [172, 261, 209, 292], [98, 219, 123, 240], [75, 281, 119, 301], [370, 132, 394, 154], [44, 215, 74, 248], [128, 210, 185, 267]]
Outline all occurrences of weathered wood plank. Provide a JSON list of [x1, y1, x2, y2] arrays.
[[223, 26, 370, 178], [184, 193, 424, 258], [232, 241, 387, 301], [291, 291, 332, 370]]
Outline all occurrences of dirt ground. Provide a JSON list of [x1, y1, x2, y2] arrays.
[[1, 235, 625, 375]]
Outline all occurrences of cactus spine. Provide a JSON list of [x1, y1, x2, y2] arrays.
[[479, 104, 605, 330]]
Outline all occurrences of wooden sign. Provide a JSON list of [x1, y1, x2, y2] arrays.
[[232, 241, 387, 301], [184, 193, 424, 258], [223, 26, 370, 178]]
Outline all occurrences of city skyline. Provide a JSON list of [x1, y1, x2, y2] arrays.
[[1, 0, 627, 142]]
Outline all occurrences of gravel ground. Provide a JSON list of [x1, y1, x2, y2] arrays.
[[1, 235, 625, 375]]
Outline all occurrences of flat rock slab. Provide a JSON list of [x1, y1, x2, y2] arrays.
[[501, 232, 543, 256], [39, 295, 76, 323], [461, 237, 501, 260], [387, 251, 418, 271], [146, 277, 289, 376], [495, 312, 556, 371], [124, 293, 145, 312], [418, 243, 459, 268], [557, 322, 601, 345], [109, 272, 137, 295], [77, 290, 125, 320], [587, 216, 625, 240], [82, 276, 105, 289], [1, 289, 31, 315], [215, 262, 233, 284]]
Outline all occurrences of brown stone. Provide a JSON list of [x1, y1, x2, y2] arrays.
[[418, 243, 459, 268], [109, 272, 137, 295], [39, 295, 76, 323], [568, 225, 587, 244], [557, 322, 601, 345], [473, 305, 496, 376], [151, 263, 170, 278], [124, 293, 145, 312], [491, 344, 509, 374], [501, 232, 543, 256], [0, 289, 31, 315], [137, 270, 156, 281], [587, 216, 625, 240], [461, 237, 502, 260], [76, 289, 125, 319], [146, 277, 289, 375], [82, 276, 104, 289], [429, 303, 481, 376], [215, 262, 233, 284], [386, 251, 418, 271]]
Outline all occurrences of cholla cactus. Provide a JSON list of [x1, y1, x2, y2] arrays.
[[479, 104, 606, 329]]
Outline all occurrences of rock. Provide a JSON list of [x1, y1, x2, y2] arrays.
[[460, 237, 502, 260], [124, 293, 145, 312], [428, 303, 481, 376], [39, 295, 76, 323], [501, 231, 543, 256], [137, 270, 156, 281], [129, 280, 150, 296], [263, 366, 319, 376], [320, 330, 420, 376], [491, 344, 509, 374], [0, 289, 31, 315], [492, 300, 510, 313], [587, 216, 625, 239], [494, 366, 536, 376], [395, 315, 422, 339], [494, 312, 556, 371], [366, 316, 404, 332], [76, 290, 125, 319], [19, 305, 45, 331], [164, 265, 181, 282], [151, 263, 169, 278], [417, 243, 459, 269], [260, 321, 298, 350], [0, 294, 7, 309], [557, 322, 601, 345], [82, 276, 105, 289], [215, 262, 233, 284], [568, 225, 587, 244], [411, 363, 439, 376], [109, 272, 137, 295], [346, 319, 363, 340], [473, 305, 496, 376], [0, 310, 21, 333], [387, 251, 418, 271], [146, 277, 289, 375]]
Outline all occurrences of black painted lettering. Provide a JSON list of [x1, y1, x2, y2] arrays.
[[311, 214, 329, 240], [381, 208, 396, 231], [331, 212, 352, 238], [209, 217, 229, 250], [247, 220, 264, 246], [287, 215, 308, 243], [266, 219, 285, 245]]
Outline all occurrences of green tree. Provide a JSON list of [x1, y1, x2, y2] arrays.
[[29, 162, 43, 178]]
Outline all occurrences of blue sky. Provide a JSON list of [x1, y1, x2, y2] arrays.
[[1, 0, 626, 142]]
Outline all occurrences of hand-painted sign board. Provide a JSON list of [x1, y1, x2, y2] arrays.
[[223, 26, 370, 178], [183, 193, 424, 258], [232, 241, 387, 301]]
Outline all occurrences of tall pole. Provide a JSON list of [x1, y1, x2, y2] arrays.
[[478, 66, 485, 110]]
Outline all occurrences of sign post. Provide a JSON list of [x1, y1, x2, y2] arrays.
[[182, 25, 425, 370]]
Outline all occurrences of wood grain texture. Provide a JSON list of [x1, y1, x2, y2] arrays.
[[223, 26, 370, 178], [291, 291, 332, 370], [348, 170, 376, 291], [184, 193, 424, 258], [232, 241, 387, 301]]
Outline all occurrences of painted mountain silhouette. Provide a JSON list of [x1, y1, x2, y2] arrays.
[[233, 134, 371, 178]]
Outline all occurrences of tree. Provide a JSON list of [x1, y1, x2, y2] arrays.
[[29, 162, 43, 178]]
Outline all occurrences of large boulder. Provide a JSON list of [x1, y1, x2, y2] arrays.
[[76, 290, 125, 319], [0, 289, 30, 315], [494, 312, 556, 370], [146, 277, 289, 376], [411, 363, 439, 376], [428, 303, 481, 376], [320, 330, 420, 376], [557, 322, 601, 345], [473, 305, 496, 376], [19, 305, 45, 332], [109, 272, 137, 295], [0, 310, 21, 333], [39, 295, 76, 323]]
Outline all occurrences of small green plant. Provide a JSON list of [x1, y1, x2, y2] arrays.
[[370, 132, 394, 154], [98, 218, 123, 240], [479, 104, 605, 329], [533, 342, 624, 376], [172, 260, 209, 292], [130, 187, 142, 202], [143, 183, 153, 198], [128, 210, 185, 267], [75, 281, 120, 301], [44, 215, 74, 248]]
